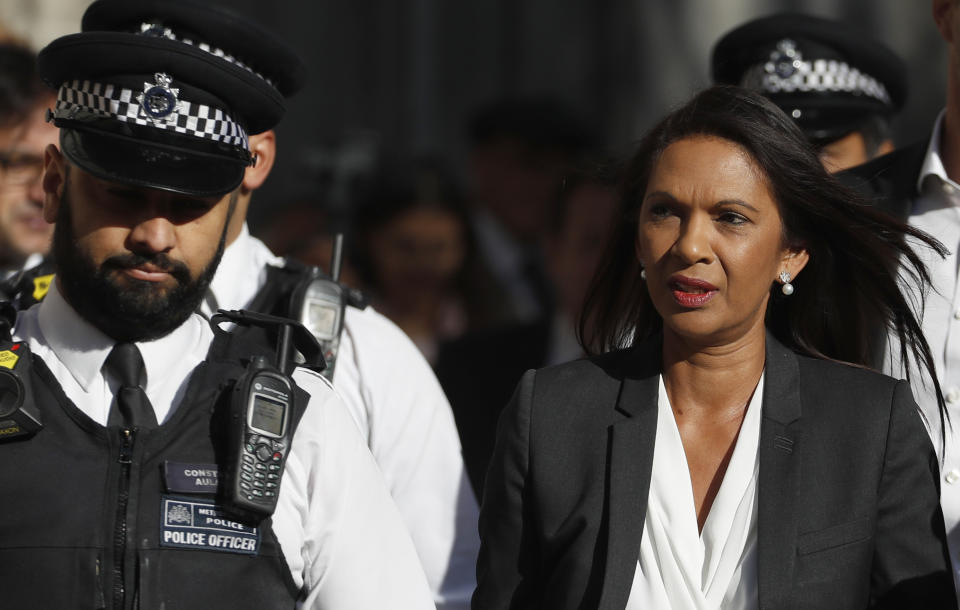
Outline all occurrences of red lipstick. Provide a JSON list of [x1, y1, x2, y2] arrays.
[[668, 274, 718, 308]]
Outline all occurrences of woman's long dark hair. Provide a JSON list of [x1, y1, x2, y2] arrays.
[[579, 85, 947, 429]]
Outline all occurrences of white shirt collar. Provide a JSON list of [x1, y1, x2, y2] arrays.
[[205, 223, 281, 314], [918, 110, 960, 193], [37, 279, 211, 393]]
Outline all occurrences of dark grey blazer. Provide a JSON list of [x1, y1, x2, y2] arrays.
[[473, 334, 955, 609]]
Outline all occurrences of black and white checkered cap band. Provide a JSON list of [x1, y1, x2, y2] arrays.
[[54, 79, 249, 150], [740, 58, 891, 106], [138, 22, 275, 89]]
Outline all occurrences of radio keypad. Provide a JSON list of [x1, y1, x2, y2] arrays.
[[242, 433, 287, 503]]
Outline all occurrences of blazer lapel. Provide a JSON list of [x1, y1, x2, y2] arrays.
[[757, 334, 803, 609], [597, 339, 660, 610]]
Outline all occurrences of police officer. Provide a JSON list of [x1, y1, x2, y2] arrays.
[[840, 0, 960, 594], [711, 12, 907, 173], [206, 132, 481, 607], [0, 1, 435, 607], [66, 6, 480, 606]]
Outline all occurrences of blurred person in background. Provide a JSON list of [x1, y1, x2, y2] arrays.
[[436, 161, 620, 497], [466, 98, 593, 327], [0, 43, 56, 279], [352, 159, 487, 364], [260, 198, 361, 287], [0, 20, 28, 47], [712, 12, 906, 173], [840, 0, 960, 594]]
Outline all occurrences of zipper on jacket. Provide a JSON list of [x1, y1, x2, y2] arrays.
[[112, 427, 135, 609]]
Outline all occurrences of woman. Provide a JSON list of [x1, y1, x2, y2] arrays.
[[473, 86, 955, 609], [352, 158, 487, 363]]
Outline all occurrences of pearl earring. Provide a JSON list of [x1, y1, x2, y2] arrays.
[[779, 271, 794, 296], [640, 268, 646, 280]]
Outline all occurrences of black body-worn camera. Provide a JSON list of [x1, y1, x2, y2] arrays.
[[0, 342, 40, 441]]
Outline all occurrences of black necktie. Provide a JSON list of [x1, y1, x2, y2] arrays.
[[105, 343, 158, 429]]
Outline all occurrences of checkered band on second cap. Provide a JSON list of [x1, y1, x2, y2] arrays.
[[138, 22, 276, 89], [54, 79, 249, 150], [740, 58, 891, 106]]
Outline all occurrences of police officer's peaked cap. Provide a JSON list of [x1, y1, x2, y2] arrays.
[[37, 0, 306, 197], [711, 13, 907, 144]]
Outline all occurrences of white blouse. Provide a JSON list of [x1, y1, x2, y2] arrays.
[[625, 374, 764, 610]]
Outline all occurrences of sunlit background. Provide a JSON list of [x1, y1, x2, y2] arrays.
[[0, 0, 943, 225]]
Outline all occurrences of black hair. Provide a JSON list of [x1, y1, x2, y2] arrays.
[[0, 43, 48, 129], [579, 85, 947, 429], [467, 98, 594, 155], [350, 156, 478, 293], [548, 159, 621, 237]]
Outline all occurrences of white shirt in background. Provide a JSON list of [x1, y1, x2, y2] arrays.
[[204, 224, 480, 609], [886, 110, 960, 592]]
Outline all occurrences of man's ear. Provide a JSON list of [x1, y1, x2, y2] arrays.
[[242, 130, 276, 192], [934, 0, 955, 43], [42, 144, 66, 223]]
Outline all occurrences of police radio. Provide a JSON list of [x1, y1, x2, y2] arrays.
[[225, 354, 292, 519], [211, 310, 324, 521], [290, 234, 347, 382]]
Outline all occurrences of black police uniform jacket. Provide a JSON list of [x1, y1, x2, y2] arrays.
[[473, 333, 956, 609], [0, 331, 307, 610], [838, 139, 926, 223]]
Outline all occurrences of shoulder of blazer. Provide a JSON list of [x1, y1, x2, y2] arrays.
[[837, 140, 927, 221], [792, 354, 904, 431], [527, 337, 661, 424], [535, 337, 660, 388]]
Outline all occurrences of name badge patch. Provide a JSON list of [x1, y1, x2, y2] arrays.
[[164, 461, 219, 494], [160, 496, 260, 555]]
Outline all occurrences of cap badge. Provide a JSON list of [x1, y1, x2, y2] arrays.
[[139, 22, 176, 40], [767, 39, 802, 79], [137, 73, 181, 122]]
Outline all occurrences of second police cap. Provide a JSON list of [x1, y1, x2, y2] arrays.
[[711, 13, 907, 144], [37, 0, 306, 197]]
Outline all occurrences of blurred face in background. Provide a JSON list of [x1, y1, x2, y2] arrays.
[[368, 204, 466, 307], [547, 181, 619, 320], [470, 138, 568, 242], [0, 96, 57, 267]]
